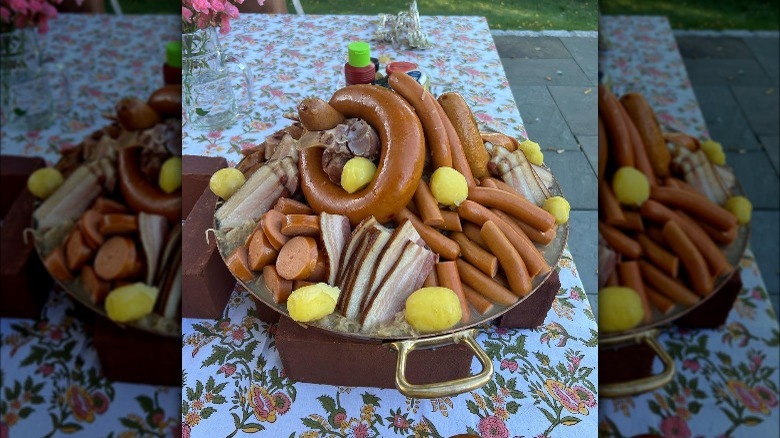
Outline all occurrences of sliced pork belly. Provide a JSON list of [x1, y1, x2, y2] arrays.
[[319, 213, 351, 285]]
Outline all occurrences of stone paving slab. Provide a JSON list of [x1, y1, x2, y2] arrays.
[[692, 85, 762, 150], [730, 85, 780, 136], [568, 210, 598, 298], [726, 150, 780, 210], [493, 36, 571, 59], [509, 85, 580, 150], [548, 86, 598, 136], [760, 135, 780, 173], [577, 135, 598, 176], [677, 36, 755, 59], [502, 58, 592, 86], [750, 210, 780, 298], [543, 150, 598, 210], [744, 37, 780, 83], [683, 58, 774, 86], [561, 37, 599, 85]]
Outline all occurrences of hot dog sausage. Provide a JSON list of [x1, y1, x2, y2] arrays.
[[297, 97, 345, 131], [619, 210, 645, 233], [456, 259, 517, 306], [262, 209, 290, 251], [437, 210, 463, 232], [678, 210, 737, 245], [248, 229, 279, 271], [662, 219, 714, 296], [617, 261, 652, 323], [493, 208, 556, 245], [480, 221, 532, 297], [651, 186, 737, 231], [94, 236, 143, 280], [118, 146, 181, 222], [599, 180, 626, 226], [451, 232, 499, 277], [395, 208, 460, 260], [467, 186, 556, 232], [646, 284, 675, 314], [263, 265, 293, 304], [274, 197, 313, 215], [436, 261, 470, 323], [82, 265, 110, 304], [281, 214, 321, 237], [300, 85, 425, 226], [100, 214, 138, 235], [637, 234, 679, 278], [388, 72, 452, 169], [413, 180, 445, 227], [66, 229, 93, 271], [438, 92, 490, 178], [276, 236, 319, 281], [433, 97, 476, 186], [598, 85, 633, 168], [462, 222, 488, 250], [639, 260, 699, 306], [91, 197, 129, 214], [618, 99, 657, 186], [462, 283, 494, 315], [598, 221, 642, 259], [620, 92, 671, 178], [44, 246, 74, 282], [458, 200, 549, 276], [640, 200, 731, 276], [80, 209, 105, 249]]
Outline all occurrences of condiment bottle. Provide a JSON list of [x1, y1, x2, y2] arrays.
[[163, 41, 182, 85], [344, 41, 375, 86]]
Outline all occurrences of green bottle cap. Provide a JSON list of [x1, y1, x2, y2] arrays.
[[347, 41, 371, 68], [166, 41, 182, 68]]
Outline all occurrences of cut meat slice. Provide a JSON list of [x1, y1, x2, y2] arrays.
[[360, 241, 435, 332], [360, 220, 422, 313], [319, 212, 351, 285], [341, 225, 392, 320]]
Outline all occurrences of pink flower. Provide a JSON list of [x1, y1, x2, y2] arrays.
[[477, 415, 509, 438], [219, 363, 236, 376], [682, 359, 700, 372], [392, 414, 409, 429], [91, 391, 109, 414], [333, 411, 347, 426], [181, 7, 193, 22], [182, 423, 190, 438], [572, 385, 596, 408], [272, 392, 291, 414], [348, 422, 369, 438], [49, 328, 63, 340], [229, 326, 247, 344], [755, 385, 778, 407], [499, 359, 518, 373], [660, 415, 691, 438]]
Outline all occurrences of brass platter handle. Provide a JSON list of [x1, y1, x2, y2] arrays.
[[600, 331, 676, 398], [388, 328, 494, 399]]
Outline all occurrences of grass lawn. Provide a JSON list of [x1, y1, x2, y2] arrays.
[[283, 0, 598, 30], [600, 0, 780, 30]]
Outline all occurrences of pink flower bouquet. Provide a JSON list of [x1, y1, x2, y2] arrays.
[[0, 0, 82, 34], [182, 0, 264, 35]]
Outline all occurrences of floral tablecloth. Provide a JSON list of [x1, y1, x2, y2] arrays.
[[599, 16, 780, 437], [0, 14, 180, 164], [0, 14, 181, 437], [182, 14, 598, 438]]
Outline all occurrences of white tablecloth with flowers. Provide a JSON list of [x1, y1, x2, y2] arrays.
[[598, 16, 780, 437], [182, 14, 599, 438], [0, 14, 181, 438]]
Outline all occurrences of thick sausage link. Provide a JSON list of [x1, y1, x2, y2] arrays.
[[118, 146, 181, 222], [467, 186, 556, 232], [299, 85, 425, 226], [662, 220, 713, 296], [480, 221, 532, 296]]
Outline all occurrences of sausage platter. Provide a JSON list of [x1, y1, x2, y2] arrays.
[[30, 86, 183, 338], [597, 85, 752, 397], [212, 75, 570, 396]]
